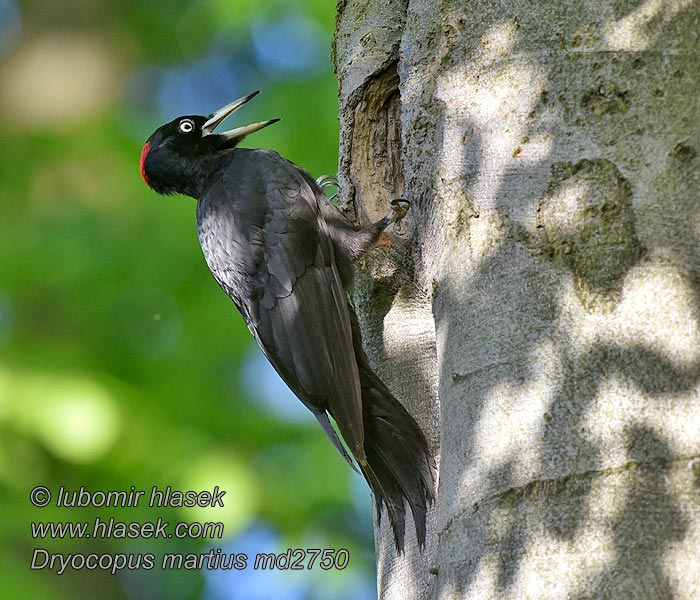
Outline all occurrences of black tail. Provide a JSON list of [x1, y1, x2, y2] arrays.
[[347, 305, 437, 552]]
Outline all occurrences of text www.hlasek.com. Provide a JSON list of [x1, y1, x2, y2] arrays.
[[32, 517, 224, 541], [30, 485, 349, 575]]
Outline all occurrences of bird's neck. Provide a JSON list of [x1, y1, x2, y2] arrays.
[[152, 154, 223, 199]]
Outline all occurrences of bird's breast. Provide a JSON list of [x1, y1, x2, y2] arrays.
[[195, 195, 264, 306]]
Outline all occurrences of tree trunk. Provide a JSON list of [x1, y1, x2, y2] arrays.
[[335, 1, 700, 599]]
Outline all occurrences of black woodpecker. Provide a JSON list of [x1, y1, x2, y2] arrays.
[[140, 91, 436, 552]]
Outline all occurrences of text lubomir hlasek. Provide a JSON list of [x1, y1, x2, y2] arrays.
[[54, 486, 225, 508]]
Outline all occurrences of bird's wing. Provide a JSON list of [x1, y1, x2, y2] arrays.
[[196, 150, 365, 462]]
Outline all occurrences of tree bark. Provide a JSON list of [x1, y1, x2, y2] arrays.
[[335, 0, 700, 599]]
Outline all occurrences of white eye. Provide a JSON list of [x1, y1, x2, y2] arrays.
[[178, 119, 195, 134]]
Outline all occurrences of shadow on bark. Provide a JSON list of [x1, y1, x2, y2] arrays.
[[413, 1, 700, 596]]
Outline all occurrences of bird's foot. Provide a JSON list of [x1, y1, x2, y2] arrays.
[[389, 198, 410, 236], [316, 174, 338, 190], [389, 198, 410, 222], [316, 174, 339, 203]]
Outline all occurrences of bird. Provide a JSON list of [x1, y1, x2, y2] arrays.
[[140, 90, 436, 552]]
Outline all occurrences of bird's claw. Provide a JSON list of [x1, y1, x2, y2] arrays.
[[316, 174, 338, 190], [316, 174, 339, 203], [389, 198, 410, 236], [390, 198, 410, 221]]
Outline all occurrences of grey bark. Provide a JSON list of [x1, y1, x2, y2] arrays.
[[335, 1, 700, 599]]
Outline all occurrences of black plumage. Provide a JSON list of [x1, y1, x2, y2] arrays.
[[140, 91, 436, 551]]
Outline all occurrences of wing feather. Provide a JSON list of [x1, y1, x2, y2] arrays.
[[196, 149, 365, 461]]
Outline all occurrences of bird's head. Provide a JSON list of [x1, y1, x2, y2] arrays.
[[140, 90, 279, 197]]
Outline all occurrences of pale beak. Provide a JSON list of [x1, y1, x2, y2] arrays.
[[202, 90, 280, 142]]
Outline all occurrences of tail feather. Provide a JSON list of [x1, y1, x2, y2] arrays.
[[361, 445, 406, 545], [358, 366, 436, 551], [314, 412, 360, 474], [347, 305, 437, 552]]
